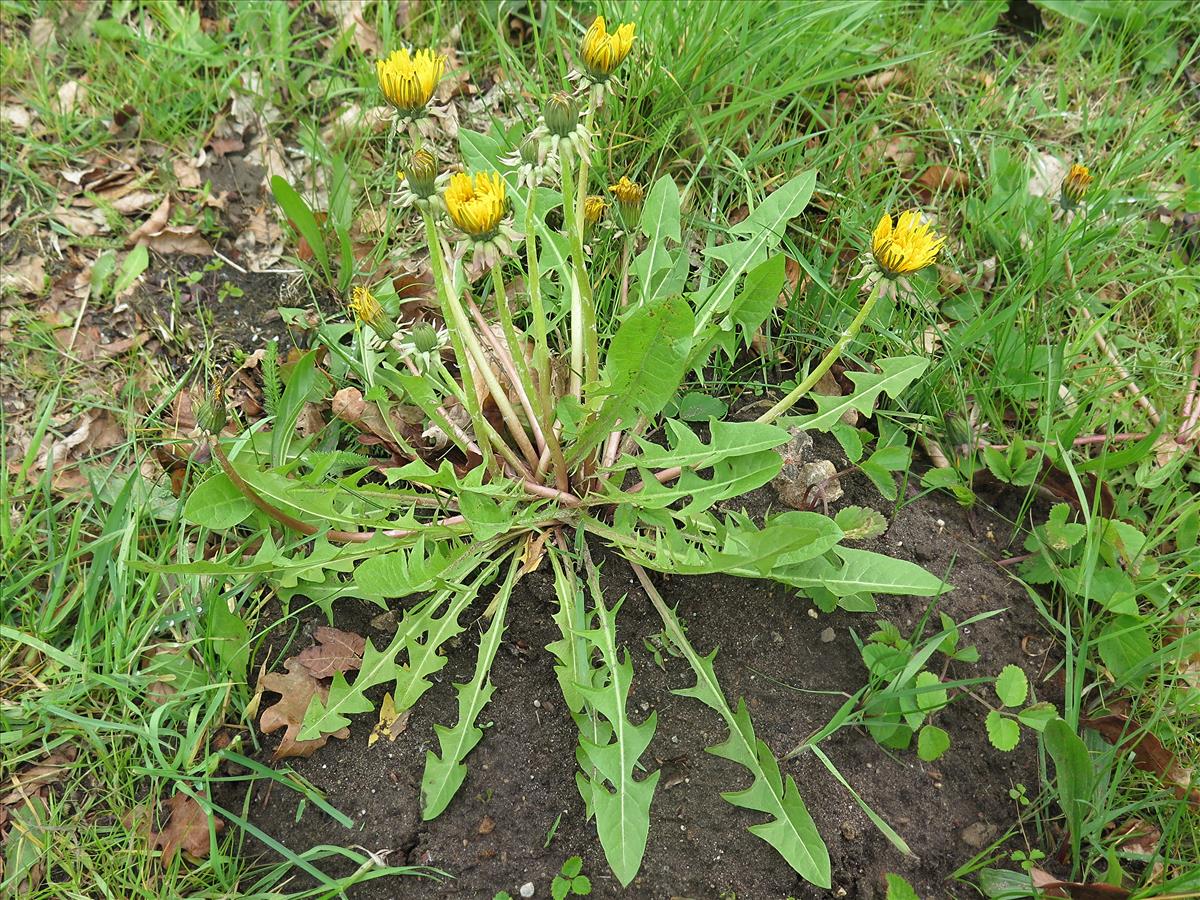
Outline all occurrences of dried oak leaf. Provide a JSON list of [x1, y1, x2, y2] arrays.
[[918, 165, 970, 193], [152, 790, 224, 865], [259, 658, 349, 760], [1084, 713, 1199, 807], [0, 747, 77, 805], [295, 626, 366, 678]]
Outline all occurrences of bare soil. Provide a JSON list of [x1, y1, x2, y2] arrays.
[[216, 453, 1058, 900]]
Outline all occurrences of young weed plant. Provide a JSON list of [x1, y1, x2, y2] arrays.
[[180, 19, 948, 889]]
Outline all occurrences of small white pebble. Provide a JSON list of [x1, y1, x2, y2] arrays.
[[519, 882, 535, 898], [807, 609, 819, 619], [533, 699, 541, 708]]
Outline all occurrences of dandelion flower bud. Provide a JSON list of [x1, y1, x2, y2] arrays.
[[584, 195, 608, 235], [1060, 163, 1093, 210], [195, 380, 227, 435], [870, 211, 946, 279], [544, 91, 580, 139], [580, 16, 636, 82], [519, 133, 541, 166], [402, 148, 439, 199], [376, 48, 444, 118], [609, 176, 644, 228], [349, 285, 395, 339]]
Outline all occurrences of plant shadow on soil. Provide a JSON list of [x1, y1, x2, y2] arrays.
[[215, 440, 1061, 900]]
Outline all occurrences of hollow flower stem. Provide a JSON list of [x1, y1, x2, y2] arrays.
[[756, 278, 882, 426]]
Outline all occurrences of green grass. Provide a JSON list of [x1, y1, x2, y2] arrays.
[[2, 0, 1198, 896]]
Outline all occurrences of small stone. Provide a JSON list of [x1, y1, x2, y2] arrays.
[[640, 701, 650, 712], [961, 821, 995, 849], [519, 882, 535, 898], [820, 627, 835, 643], [807, 608, 819, 619], [841, 822, 859, 841], [478, 816, 495, 835], [533, 699, 541, 708]]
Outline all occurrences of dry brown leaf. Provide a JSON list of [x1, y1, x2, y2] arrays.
[[173, 156, 203, 190], [0, 748, 77, 805], [1028, 153, 1068, 199], [520, 530, 550, 574], [34, 410, 126, 492], [1084, 712, 1199, 807], [209, 136, 245, 157], [812, 370, 857, 425], [126, 196, 171, 246], [2, 103, 33, 130], [883, 136, 918, 169], [29, 16, 56, 49], [259, 659, 350, 760], [1, 255, 46, 295], [918, 165, 970, 193], [151, 790, 224, 865], [52, 204, 108, 236], [107, 190, 161, 215], [295, 626, 366, 678], [1114, 818, 1160, 856], [332, 0, 382, 55], [233, 204, 285, 269], [55, 79, 86, 115], [143, 225, 214, 256], [853, 68, 907, 92], [1030, 871, 1131, 900]]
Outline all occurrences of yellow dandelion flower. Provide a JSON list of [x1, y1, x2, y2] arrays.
[[584, 195, 608, 230], [1060, 163, 1093, 209], [871, 211, 946, 279], [580, 16, 635, 80], [349, 285, 387, 330], [608, 176, 644, 209], [376, 48, 444, 116], [445, 172, 507, 239]]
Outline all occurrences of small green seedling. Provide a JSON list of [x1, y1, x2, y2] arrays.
[[552, 856, 592, 899]]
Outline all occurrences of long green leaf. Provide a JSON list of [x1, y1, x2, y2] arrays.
[[780, 356, 929, 433], [632, 175, 681, 303], [420, 560, 518, 820], [574, 589, 659, 886], [643, 582, 830, 887], [611, 418, 790, 470], [570, 295, 694, 461], [270, 348, 320, 468], [271, 175, 331, 286]]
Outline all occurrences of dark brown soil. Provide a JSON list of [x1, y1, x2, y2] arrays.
[[215, 451, 1059, 900]]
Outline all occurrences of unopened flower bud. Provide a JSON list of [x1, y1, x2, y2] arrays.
[[584, 195, 607, 234], [544, 91, 580, 138], [608, 176, 644, 229], [403, 148, 439, 199], [196, 381, 227, 435], [519, 133, 540, 165], [1060, 163, 1092, 210]]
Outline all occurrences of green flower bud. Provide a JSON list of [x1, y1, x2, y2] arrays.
[[196, 381, 228, 435], [403, 148, 439, 199], [544, 91, 580, 138]]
